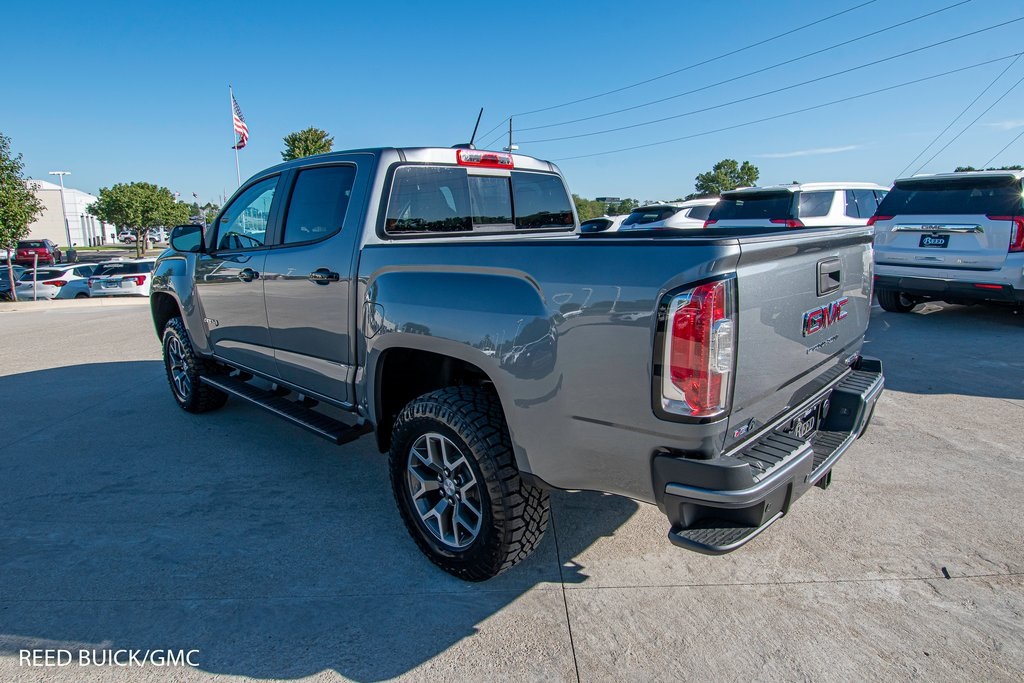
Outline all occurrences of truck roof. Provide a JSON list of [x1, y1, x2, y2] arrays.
[[256, 147, 562, 177]]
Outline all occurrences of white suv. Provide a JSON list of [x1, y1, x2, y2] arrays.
[[618, 198, 719, 231], [705, 182, 888, 229], [871, 171, 1024, 313]]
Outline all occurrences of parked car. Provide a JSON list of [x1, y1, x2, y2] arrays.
[[14, 239, 72, 266], [871, 170, 1024, 313], [150, 146, 883, 581], [13, 263, 97, 300], [0, 265, 27, 301], [579, 215, 627, 233], [704, 183, 888, 230], [618, 198, 719, 231], [88, 259, 157, 297]]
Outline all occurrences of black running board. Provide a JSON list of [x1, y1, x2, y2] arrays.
[[667, 511, 784, 555], [201, 375, 372, 445]]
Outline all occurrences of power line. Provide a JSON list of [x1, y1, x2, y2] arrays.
[[982, 128, 1024, 167], [517, 17, 1023, 145], [896, 54, 1023, 178], [912, 69, 1024, 174], [551, 53, 1020, 162], [473, 0, 883, 146], [510, 0, 975, 138]]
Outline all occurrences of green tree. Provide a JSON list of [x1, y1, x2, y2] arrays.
[[608, 198, 638, 215], [955, 165, 1022, 172], [88, 182, 190, 258], [0, 133, 44, 301], [686, 159, 759, 200], [572, 194, 605, 221], [281, 127, 335, 161]]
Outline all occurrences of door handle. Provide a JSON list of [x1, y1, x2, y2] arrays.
[[238, 268, 260, 282], [308, 268, 340, 285]]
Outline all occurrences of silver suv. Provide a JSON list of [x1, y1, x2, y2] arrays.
[[872, 171, 1024, 312]]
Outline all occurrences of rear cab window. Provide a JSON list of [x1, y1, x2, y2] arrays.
[[876, 177, 1023, 216], [708, 192, 794, 221], [384, 165, 573, 236]]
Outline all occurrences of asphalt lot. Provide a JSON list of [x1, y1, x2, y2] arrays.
[[0, 301, 1021, 682]]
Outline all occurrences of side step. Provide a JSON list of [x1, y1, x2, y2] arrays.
[[668, 511, 784, 555], [201, 375, 372, 445]]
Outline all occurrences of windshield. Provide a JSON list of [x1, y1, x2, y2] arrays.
[[877, 177, 1022, 216], [708, 192, 794, 221]]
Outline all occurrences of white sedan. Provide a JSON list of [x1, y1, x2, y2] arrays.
[[14, 264, 98, 300], [88, 259, 157, 297]]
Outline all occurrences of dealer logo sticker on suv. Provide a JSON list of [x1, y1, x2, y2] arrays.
[[802, 297, 848, 337]]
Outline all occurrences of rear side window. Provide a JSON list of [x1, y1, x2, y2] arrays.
[[708, 193, 793, 221], [877, 178, 1023, 215], [797, 191, 833, 218], [845, 189, 881, 218], [283, 166, 357, 244], [20, 269, 63, 281], [685, 205, 714, 221], [510, 172, 574, 229], [622, 207, 680, 227], [384, 166, 572, 235]]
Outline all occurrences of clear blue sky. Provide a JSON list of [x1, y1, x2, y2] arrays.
[[4, 0, 1024, 204]]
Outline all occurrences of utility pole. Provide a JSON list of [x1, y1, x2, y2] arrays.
[[48, 171, 72, 257]]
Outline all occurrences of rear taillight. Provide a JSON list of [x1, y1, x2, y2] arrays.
[[702, 219, 718, 229], [125, 275, 147, 286], [866, 215, 893, 227], [986, 215, 1024, 252], [42, 280, 67, 287], [660, 278, 736, 418], [770, 218, 804, 228]]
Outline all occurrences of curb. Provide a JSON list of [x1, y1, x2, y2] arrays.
[[0, 298, 150, 313]]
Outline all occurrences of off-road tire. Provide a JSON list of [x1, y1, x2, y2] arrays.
[[877, 288, 917, 313], [162, 316, 228, 413], [389, 386, 550, 581]]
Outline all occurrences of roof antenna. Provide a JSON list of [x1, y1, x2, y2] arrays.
[[453, 108, 484, 149]]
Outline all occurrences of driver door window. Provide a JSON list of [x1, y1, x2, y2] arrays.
[[215, 177, 278, 250]]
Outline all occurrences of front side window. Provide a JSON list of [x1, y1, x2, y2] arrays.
[[216, 177, 278, 250], [283, 166, 357, 244], [797, 191, 833, 218]]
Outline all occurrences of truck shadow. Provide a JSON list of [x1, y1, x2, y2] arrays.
[[865, 303, 1023, 400], [0, 361, 639, 680]]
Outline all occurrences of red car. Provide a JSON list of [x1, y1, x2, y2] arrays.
[[15, 240, 64, 266]]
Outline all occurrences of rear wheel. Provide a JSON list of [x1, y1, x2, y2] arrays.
[[74, 293, 88, 299], [162, 316, 228, 413], [877, 288, 917, 313], [389, 386, 549, 581]]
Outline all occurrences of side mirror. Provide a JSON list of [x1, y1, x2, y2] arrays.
[[170, 224, 204, 253]]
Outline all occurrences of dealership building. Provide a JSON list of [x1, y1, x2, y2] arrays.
[[24, 179, 115, 247]]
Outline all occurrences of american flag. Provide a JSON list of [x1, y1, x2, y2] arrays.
[[231, 93, 249, 150]]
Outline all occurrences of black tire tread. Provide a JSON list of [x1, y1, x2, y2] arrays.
[[162, 316, 228, 413], [877, 288, 917, 313], [389, 386, 549, 581]]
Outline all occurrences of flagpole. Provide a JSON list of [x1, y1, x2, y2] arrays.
[[229, 84, 240, 187]]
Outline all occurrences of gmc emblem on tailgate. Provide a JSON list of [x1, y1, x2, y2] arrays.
[[802, 297, 849, 337]]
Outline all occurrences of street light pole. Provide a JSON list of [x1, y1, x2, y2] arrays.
[[48, 171, 72, 259]]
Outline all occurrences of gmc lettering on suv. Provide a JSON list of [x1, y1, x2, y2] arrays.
[[150, 147, 884, 581]]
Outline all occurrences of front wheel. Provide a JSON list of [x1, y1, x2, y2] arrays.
[[877, 288, 918, 313], [161, 316, 228, 413], [389, 386, 550, 581]]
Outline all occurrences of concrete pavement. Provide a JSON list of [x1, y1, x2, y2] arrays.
[[0, 303, 1021, 681]]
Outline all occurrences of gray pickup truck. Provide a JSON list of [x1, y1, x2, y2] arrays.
[[151, 147, 883, 581]]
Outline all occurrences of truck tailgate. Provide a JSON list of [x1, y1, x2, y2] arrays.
[[725, 226, 873, 449]]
